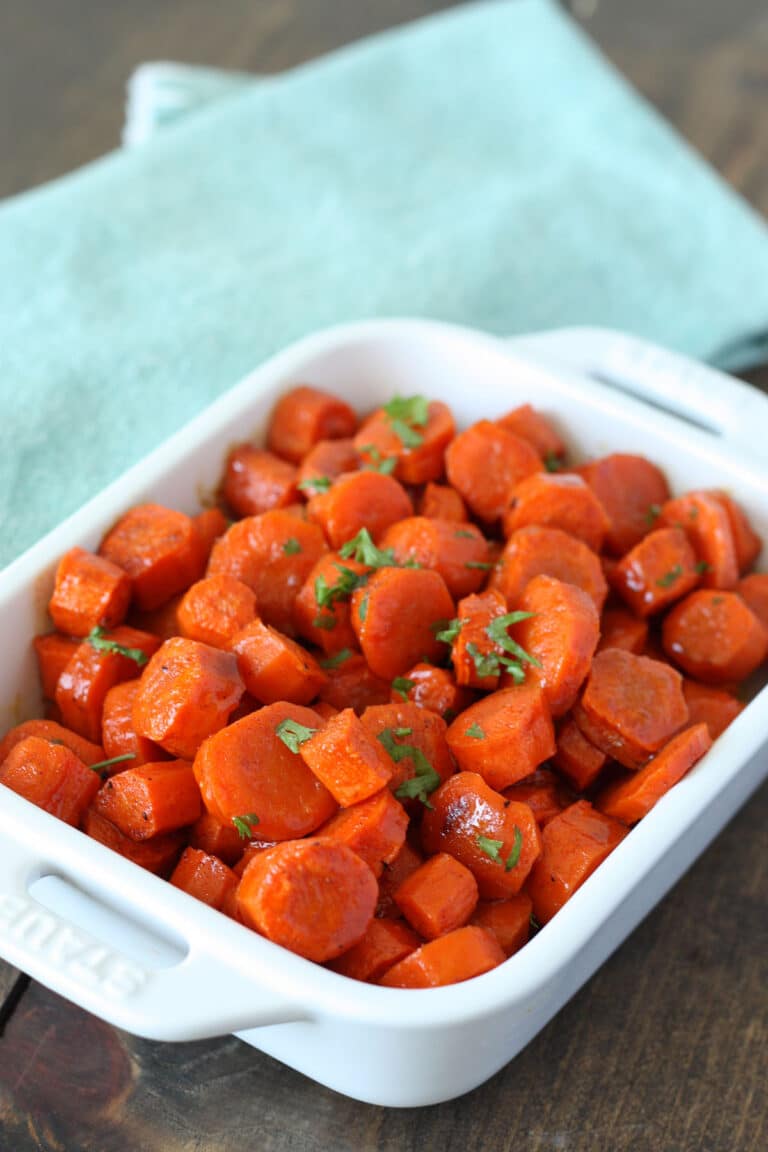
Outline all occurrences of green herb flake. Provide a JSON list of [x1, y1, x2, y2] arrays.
[[359, 444, 397, 475], [339, 527, 396, 569], [433, 617, 464, 645], [465, 722, 485, 740], [695, 560, 711, 575], [485, 613, 541, 668], [232, 813, 260, 840], [297, 475, 332, 493], [84, 626, 148, 666], [505, 826, 523, 871], [319, 648, 352, 670], [544, 452, 563, 473], [454, 529, 476, 539], [645, 503, 662, 527], [466, 642, 501, 679], [313, 613, 337, 631], [89, 752, 136, 775], [389, 418, 423, 448], [711, 595, 726, 606], [378, 727, 440, 809], [656, 565, 683, 588], [357, 592, 369, 623], [282, 537, 302, 555], [383, 395, 430, 427], [275, 718, 317, 753], [465, 561, 493, 571], [392, 676, 416, 701], [689, 504, 700, 519], [315, 565, 368, 611], [476, 835, 504, 864]]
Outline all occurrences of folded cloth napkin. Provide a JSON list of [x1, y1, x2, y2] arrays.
[[2, 0, 768, 568]]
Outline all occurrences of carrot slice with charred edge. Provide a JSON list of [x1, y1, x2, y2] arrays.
[[328, 918, 421, 983], [527, 800, 629, 925], [446, 684, 555, 791], [222, 445, 298, 518], [451, 589, 510, 692], [193, 508, 229, 562], [737, 573, 768, 632], [421, 771, 542, 899], [193, 702, 336, 841], [231, 619, 327, 706], [178, 574, 257, 649], [659, 491, 738, 590], [597, 609, 648, 655], [360, 701, 455, 795], [293, 551, 368, 654], [394, 852, 478, 940], [318, 652, 391, 714], [0, 719, 104, 769], [682, 680, 743, 738], [707, 491, 761, 573], [351, 567, 455, 680], [189, 811, 245, 867], [389, 662, 474, 722], [295, 438, 360, 494], [170, 847, 240, 912], [237, 838, 377, 963], [48, 547, 132, 637], [299, 708, 392, 807], [316, 788, 409, 879], [34, 633, 83, 700], [596, 724, 712, 825], [511, 575, 600, 717], [207, 510, 327, 636], [662, 590, 768, 684], [445, 421, 542, 523], [93, 760, 202, 840], [502, 473, 610, 553], [470, 892, 532, 957], [132, 637, 243, 760], [83, 808, 185, 876], [379, 924, 505, 988], [496, 404, 565, 463], [99, 503, 206, 611], [56, 626, 161, 743], [0, 736, 100, 826], [306, 470, 413, 549], [490, 526, 608, 612], [417, 482, 468, 523], [376, 840, 425, 919], [574, 649, 689, 769], [267, 386, 358, 464], [379, 517, 491, 600], [553, 718, 609, 791], [503, 768, 570, 827], [354, 400, 455, 485], [577, 453, 670, 557], [102, 681, 170, 770]]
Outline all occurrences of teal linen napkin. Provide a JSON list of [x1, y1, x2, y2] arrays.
[[2, 0, 768, 568]]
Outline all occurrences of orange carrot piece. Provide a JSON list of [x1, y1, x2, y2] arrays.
[[237, 838, 377, 963], [379, 924, 505, 988], [192, 702, 336, 841], [389, 662, 474, 722], [193, 507, 229, 561], [34, 633, 81, 700], [101, 680, 169, 770], [421, 771, 542, 899], [295, 437, 360, 494], [451, 589, 511, 692], [351, 566, 455, 680], [611, 527, 701, 618], [267, 385, 358, 464], [306, 470, 413, 549], [231, 619, 327, 706], [129, 594, 183, 641], [360, 701, 455, 796], [293, 551, 368, 653], [354, 400, 455, 485], [445, 421, 542, 523], [318, 651, 392, 714], [553, 717, 609, 791], [577, 453, 670, 556], [329, 918, 421, 983], [708, 491, 761, 574], [417, 482, 468, 522], [99, 503, 206, 610], [177, 574, 257, 649], [317, 787, 409, 878], [597, 609, 648, 655], [490, 525, 607, 611], [376, 840, 425, 919], [188, 811, 245, 866], [170, 846, 240, 911], [502, 473, 609, 553], [446, 685, 555, 791], [662, 589, 768, 683], [470, 892, 532, 957], [496, 404, 565, 463], [682, 680, 743, 738], [394, 852, 478, 940], [503, 768, 570, 827], [660, 491, 738, 590], [0, 719, 104, 769], [48, 547, 132, 637], [93, 759, 202, 840], [527, 800, 628, 924], [379, 517, 491, 600], [596, 724, 712, 824], [222, 444, 298, 517], [736, 573, 768, 631], [299, 708, 392, 807], [0, 736, 100, 826], [83, 807, 185, 876]]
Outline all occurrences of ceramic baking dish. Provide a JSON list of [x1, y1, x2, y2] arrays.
[[1, 320, 767, 1108]]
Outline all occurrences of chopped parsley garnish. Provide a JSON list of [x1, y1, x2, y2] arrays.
[[695, 560, 711, 575], [275, 718, 317, 753], [84, 627, 148, 666], [232, 813, 260, 840], [378, 727, 440, 809], [465, 722, 485, 739], [465, 561, 493, 571], [391, 676, 416, 701], [313, 613, 337, 630], [645, 503, 662, 526], [315, 565, 368, 610], [476, 826, 522, 871], [282, 537, 302, 555], [466, 642, 502, 679], [454, 529, 476, 539], [319, 648, 352, 669], [506, 826, 523, 870], [433, 617, 464, 645], [544, 452, 563, 473], [357, 592, 369, 622], [657, 565, 683, 588], [484, 613, 540, 676], [383, 395, 430, 449], [297, 475, 332, 493], [89, 752, 136, 775], [339, 528, 396, 568], [358, 444, 397, 475]]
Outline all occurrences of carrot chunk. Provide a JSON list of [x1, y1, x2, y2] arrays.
[[660, 491, 738, 590], [470, 892, 532, 957], [177, 574, 257, 649], [596, 609, 648, 655], [360, 701, 455, 797], [298, 708, 392, 807], [417, 482, 468, 522], [99, 503, 206, 610], [0, 719, 104, 769], [93, 759, 202, 840], [577, 453, 670, 556], [318, 651, 391, 714], [376, 840, 425, 919], [611, 527, 701, 617], [503, 473, 609, 553], [222, 444, 298, 517], [188, 811, 245, 866], [351, 566, 454, 680], [736, 573, 768, 632], [681, 679, 743, 739], [451, 589, 512, 692], [394, 852, 478, 940], [503, 768, 570, 827], [490, 526, 607, 612], [329, 918, 421, 983], [83, 808, 185, 876], [101, 680, 169, 769], [317, 787, 409, 878], [293, 551, 368, 653], [379, 924, 505, 988], [662, 589, 768, 683], [0, 736, 99, 826], [193, 507, 229, 561], [34, 633, 84, 700], [445, 421, 542, 523], [379, 517, 491, 599], [389, 662, 474, 722], [237, 838, 377, 963], [295, 437, 360, 494], [307, 470, 413, 549], [354, 399, 455, 485], [596, 724, 712, 824], [232, 619, 327, 706], [553, 717, 609, 791], [267, 385, 358, 464], [708, 491, 761, 574], [170, 846, 239, 911], [48, 547, 132, 637], [446, 684, 555, 791], [496, 404, 565, 463]]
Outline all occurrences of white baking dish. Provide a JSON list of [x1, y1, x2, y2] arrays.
[[1, 320, 767, 1108]]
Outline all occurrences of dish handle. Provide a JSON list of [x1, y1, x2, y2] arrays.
[[505, 326, 768, 460]]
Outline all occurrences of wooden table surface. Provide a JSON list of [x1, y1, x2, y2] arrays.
[[1, 2, 767, 1149]]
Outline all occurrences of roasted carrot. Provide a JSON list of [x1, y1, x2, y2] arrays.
[[316, 787, 409, 878], [496, 404, 565, 464], [470, 892, 532, 957], [596, 608, 648, 655], [503, 473, 609, 553], [417, 482, 468, 523], [34, 633, 84, 700], [451, 589, 513, 692], [389, 662, 474, 722], [596, 724, 712, 824], [708, 491, 761, 574], [394, 852, 478, 940], [193, 507, 229, 561], [662, 589, 768, 683], [318, 651, 392, 714], [445, 420, 542, 523], [299, 708, 393, 807], [93, 759, 202, 840], [359, 701, 455, 797], [610, 527, 701, 617], [177, 574, 257, 649], [48, 547, 132, 637], [267, 385, 358, 464], [379, 924, 505, 988], [170, 846, 240, 911], [237, 837, 377, 963], [328, 918, 421, 982], [376, 840, 425, 919], [378, 517, 491, 599], [503, 768, 570, 827], [0, 736, 100, 826], [736, 573, 768, 632], [354, 397, 455, 485], [552, 717, 609, 791], [101, 680, 170, 769], [222, 444, 298, 517], [681, 680, 744, 739], [577, 453, 670, 556], [99, 503, 206, 611], [307, 470, 413, 549], [293, 550, 368, 654], [232, 619, 327, 706], [83, 807, 186, 876], [490, 526, 608, 611], [188, 810, 245, 866], [351, 566, 455, 680], [445, 684, 555, 791], [659, 491, 738, 590], [295, 437, 360, 494], [0, 719, 104, 769]]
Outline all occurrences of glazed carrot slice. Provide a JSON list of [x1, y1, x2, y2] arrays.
[[379, 925, 505, 988], [736, 573, 768, 631], [511, 575, 600, 717], [552, 717, 609, 791], [503, 768, 570, 827], [351, 566, 455, 680], [659, 491, 738, 590], [596, 724, 712, 825], [445, 421, 542, 523], [502, 473, 609, 553], [394, 852, 478, 940], [34, 633, 83, 700], [417, 482, 468, 522], [299, 708, 393, 807], [573, 649, 689, 769], [267, 385, 358, 464], [293, 551, 368, 654], [101, 680, 169, 770], [328, 918, 421, 982], [170, 847, 240, 911], [295, 437, 360, 494], [470, 892, 532, 957], [178, 574, 257, 649], [193, 507, 229, 561], [188, 810, 245, 867], [577, 453, 670, 556], [376, 840, 425, 919], [379, 517, 491, 600], [192, 702, 336, 841], [306, 470, 413, 549], [490, 526, 607, 611], [318, 651, 392, 714], [237, 838, 377, 963], [359, 701, 455, 796], [527, 800, 628, 924], [99, 503, 206, 611], [389, 662, 474, 722], [661, 590, 768, 683], [445, 684, 555, 791], [207, 510, 327, 635], [48, 547, 132, 637], [83, 808, 186, 876], [222, 445, 298, 517], [496, 404, 565, 464], [0, 719, 104, 769], [596, 608, 648, 655], [232, 619, 327, 706], [354, 398, 455, 485], [0, 736, 100, 826], [421, 771, 542, 899], [316, 787, 409, 878], [707, 491, 761, 574], [93, 759, 202, 840], [681, 680, 744, 739], [450, 589, 511, 692]]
